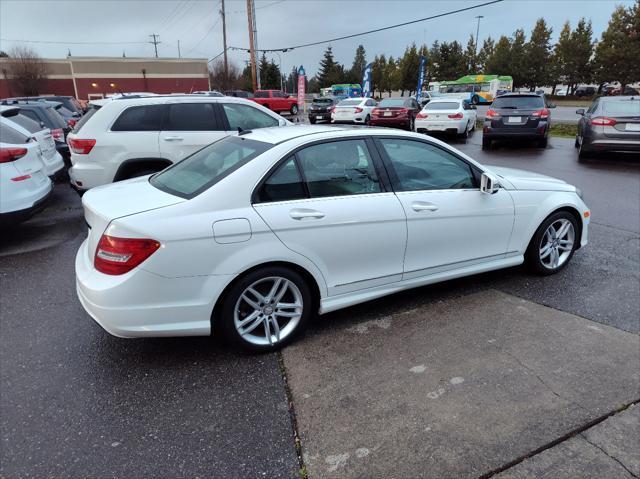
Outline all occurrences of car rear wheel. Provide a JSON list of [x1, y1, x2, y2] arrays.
[[482, 137, 492, 150], [408, 116, 415, 131], [309, 117, 316, 124], [460, 122, 470, 139], [365, 114, 371, 126], [290, 104, 299, 115], [538, 137, 548, 148], [574, 136, 580, 148], [525, 212, 578, 275], [219, 266, 312, 352], [471, 95, 480, 105], [578, 138, 591, 161]]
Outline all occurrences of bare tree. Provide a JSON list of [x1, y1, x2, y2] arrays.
[[208, 59, 242, 91], [6, 46, 48, 96]]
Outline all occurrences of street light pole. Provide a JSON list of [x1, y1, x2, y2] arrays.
[[474, 15, 484, 55], [273, 51, 282, 92]]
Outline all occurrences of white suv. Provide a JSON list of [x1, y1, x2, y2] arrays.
[[67, 96, 290, 192]]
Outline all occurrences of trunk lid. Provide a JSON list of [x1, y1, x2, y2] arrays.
[[83, 176, 185, 260]]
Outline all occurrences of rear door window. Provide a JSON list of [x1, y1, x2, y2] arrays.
[[111, 104, 164, 131], [256, 157, 306, 203], [164, 103, 221, 131]]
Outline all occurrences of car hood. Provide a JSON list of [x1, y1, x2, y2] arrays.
[[488, 166, 577, 192]]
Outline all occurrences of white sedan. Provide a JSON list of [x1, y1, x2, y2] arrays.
[[415, 98, 477, 138], [76, 126, 590, 351], [331, 97, 377, 124]]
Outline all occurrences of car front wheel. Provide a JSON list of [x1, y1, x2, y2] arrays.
[[219, 266, 312, 352], [290, 104, 299, 115], [526, 211, 578, 275]]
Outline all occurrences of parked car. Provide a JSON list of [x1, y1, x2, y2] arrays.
[[251, 90, 299, 114], [75, 125, 590, 351], [370, 97, 421, 130], [1, 101, 71, 162], [575, 86, 596, 97], [67, 95, 291, 193], [609, 86, 640, 96], [3, 95, 84, 117], [225, 90, 254, 98], [482, 93, 554, 149], [1, 106, 65, 177], [331, 97, 377, 125], [416, 90, 444, 107], [555, 89, 568, 97], [308, 96, 338, 124], [0, 122, 53, 226], [575, 96, 640, 160], [415, 98, 477, 138]]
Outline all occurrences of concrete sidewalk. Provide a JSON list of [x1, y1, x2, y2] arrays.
[[282, 290, 639, 478]]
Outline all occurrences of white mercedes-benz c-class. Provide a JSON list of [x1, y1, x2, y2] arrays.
[[76, 125, 590, 351]]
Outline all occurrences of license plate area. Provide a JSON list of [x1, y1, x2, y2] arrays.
[[625, 123, 640, 131], [507, 116, 521, 123], [384, 111, 392, 117]]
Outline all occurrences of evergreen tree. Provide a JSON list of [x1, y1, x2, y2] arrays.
[[383, 56, 398, 95], [427, 40, 441, 81], [437, 41, 467, 80], [510, 29, 527, 88], [348, 44, 367, 85], [399, 43, 420, 95], [485, 36, 511, 75], [464, 34, 477, 73], [372, 54, 386, 97], [524, 18, 553, 90], [593, 4, 638, 91], [476, 37, 494, 73], [317, 46, 343, 87]]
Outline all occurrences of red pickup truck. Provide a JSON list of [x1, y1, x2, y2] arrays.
[[251, 90, 299, 115]]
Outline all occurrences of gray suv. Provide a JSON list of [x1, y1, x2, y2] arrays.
[[576, 96, 640, 160]]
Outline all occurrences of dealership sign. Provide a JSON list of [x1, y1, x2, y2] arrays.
[[416, 55, 426, 102], [297, 66, 306, 109], [362, 63, 372, 97]]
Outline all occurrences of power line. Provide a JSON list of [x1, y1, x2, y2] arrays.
[[149, 34, 161, 57], [1, 38, 148, 45], [227, 0, 504, 54], [156, 0, 188, 32]]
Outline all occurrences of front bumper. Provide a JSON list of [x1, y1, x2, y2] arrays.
[[75, 239, 233, 338]]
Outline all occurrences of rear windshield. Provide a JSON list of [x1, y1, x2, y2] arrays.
[[338, 99, 362, 106], [254, 91, 269, 98], [73, 105, 100, 133], [0, 122, 30, 144], [378, 99, 406, 107], [150, 136, 272, 199], [55, 105, 75, 117], [313, 98, 333, 105], [43, 107, 68, 129], [603, 100, 640, 116], [11, 114, 42, 133], [492, 96, 544, 109], [424, 102, 460, 110]]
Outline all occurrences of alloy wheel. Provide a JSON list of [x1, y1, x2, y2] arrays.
[[539, 218, 575, 269], [233, 276, 303, 346]]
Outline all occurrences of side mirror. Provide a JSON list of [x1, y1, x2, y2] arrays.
[[576, 108, 585, 116], [548, 103, 557, 108], [480, 172, 500, 194]]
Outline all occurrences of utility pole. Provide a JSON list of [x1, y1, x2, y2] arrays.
[[149, 33, 161, 58], [178, 40, 181, 58], [221, 0, 228, 90], [474, 16, 484, 56], [246, 0, 257, 91]]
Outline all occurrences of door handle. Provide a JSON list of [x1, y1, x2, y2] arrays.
[[163, 136, 184, 141], [289, 208, 325, 220], [411, 201, 439, 212]]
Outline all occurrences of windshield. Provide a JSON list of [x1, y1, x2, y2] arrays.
[[12, 114, 43, 133], [378, 99, 406, 107], [151, 136, 272, 199], [73, 105, 100, 132], [492, 96, 544, 109], [338, 99, 362, 106], [44, 107, 69, 129], [313, 98, 333, 105], [424, 102, 460, 111]]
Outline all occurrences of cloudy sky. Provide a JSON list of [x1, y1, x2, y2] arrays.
[[0, 0, 633, 76]]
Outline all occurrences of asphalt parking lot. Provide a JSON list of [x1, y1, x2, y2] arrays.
[[1, 130, 638, 478]]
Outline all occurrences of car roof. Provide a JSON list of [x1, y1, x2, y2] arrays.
[[497, 92, 542, 98], [95, 95, 262, 107], [600, 95, 639, 102], [426, 98, 462, 103]]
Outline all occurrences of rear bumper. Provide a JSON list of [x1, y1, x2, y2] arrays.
[[370, 117, 410, 128], [582, 137, 640, 153], [483, 124, 548, 139], [0, 183, 52, 225], [75, 239, 234, 338], [416, 119, 467, 134]]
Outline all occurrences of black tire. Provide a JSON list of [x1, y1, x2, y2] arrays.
[[365, 114, 371, 126], [538, 137, 548, 148], [471, 95, 480, 105], [290, 104, 299, 115], [309, 117, 316, 124], [218, 266, 313, 352], [574, 136, 580, 148], [407, 116, 415, 131], [460, 122, 469, 139], [482, 137, 492, 150], [578, 139, 591, 161], [525, 211, 579, 276]]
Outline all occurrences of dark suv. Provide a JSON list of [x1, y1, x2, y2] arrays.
[[308, 96, 338, 124], [482, 93, 554, 149]]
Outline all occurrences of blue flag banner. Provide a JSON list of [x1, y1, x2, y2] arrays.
[[416, 56, 426, 102], [362, 63, 373, 98]]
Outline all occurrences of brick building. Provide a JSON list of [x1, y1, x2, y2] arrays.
[[0, 56, 210, 100]]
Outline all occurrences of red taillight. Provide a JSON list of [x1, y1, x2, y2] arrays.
[[486, 109, 500, 119], [354, 107, 363, 113], [448, 112, 464, 119], [590, 116, 617, 126], [371, 108, 381, 116], [397, 108, 409, 116], [532, 108, 550, 119], [11, 174, 32, 182], [51, 128, 64, 141], [67, 118, 77, 127], [416, 112, 428, 119], [94, 235, 161, 275], [328, 106, 335, 113], [68, 138, 96, 154], [0, 147, 28, 163]]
